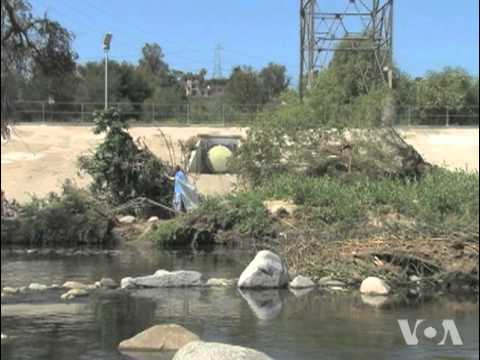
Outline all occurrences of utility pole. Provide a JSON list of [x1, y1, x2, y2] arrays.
[[299, 0, 394, 99], [103, 33, 113, 111]]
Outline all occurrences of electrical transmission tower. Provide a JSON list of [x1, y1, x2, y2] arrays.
[[299, 0, 394, 98], [213, 44, 224, 79]]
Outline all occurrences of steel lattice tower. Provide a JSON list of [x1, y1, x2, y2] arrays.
[[213, 44, 224, 79], [299, 0, 394, 98]]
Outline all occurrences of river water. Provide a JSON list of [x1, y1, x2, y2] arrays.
[[1, 248, 479, 360]]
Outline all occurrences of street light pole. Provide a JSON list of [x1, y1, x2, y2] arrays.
[[103, 33, 113, 111]]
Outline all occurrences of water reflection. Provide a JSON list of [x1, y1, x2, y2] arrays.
[[238, 289, 283, 321]]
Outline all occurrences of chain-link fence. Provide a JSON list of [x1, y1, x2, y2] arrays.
[[11, 100, 279, 126], [8, 100, 480, 127]]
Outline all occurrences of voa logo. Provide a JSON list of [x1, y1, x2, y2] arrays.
[[398, 319, 464, 346]]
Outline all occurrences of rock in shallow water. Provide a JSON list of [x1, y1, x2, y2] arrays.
[[119, 324, 199, 353], [28, 283, 48, 291], [61, 288, 89, 301], [173, 342, 274, 360], [238, 251, 289, 289], [121, 271, 203, 289], [63, 281, 89, 290], [360, 277, 391, 295], [290, 276, 316, 289]]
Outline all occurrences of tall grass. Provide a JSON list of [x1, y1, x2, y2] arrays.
[[259, 169, 479, 233]]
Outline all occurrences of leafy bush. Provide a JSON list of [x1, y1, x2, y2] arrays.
[[8, 182, 114, 247], [78, 109, 173, 209]]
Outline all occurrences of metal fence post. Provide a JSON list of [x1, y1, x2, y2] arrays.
[[186, 103, 190, 126], [81, 103, 85, 122], [152, 103, 156, 122], [446, 107, 450, 127], [222, 103, 226, 127], [42, 102, 46, 123]]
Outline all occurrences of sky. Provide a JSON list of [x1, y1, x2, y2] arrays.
[[30, 0, 479, 83]]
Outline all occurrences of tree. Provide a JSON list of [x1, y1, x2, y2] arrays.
[[417, 67, 472, 112], [1, 0, 76, 136], [226, 66, 264, 110], [259, 63, 290, 102], [139, 43, 169, 77]]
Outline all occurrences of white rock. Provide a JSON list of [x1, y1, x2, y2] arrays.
[[238, 251, 289, 289], [173, 341, 273, 360], [119, 215, 136, 224], [61, 288, 89, 301], [360, 277, 391, 296], [1, 334, 8, 343], [63, 281, 89, 290], [99, 278, 118, 289], [289, 276, 316, 289], [148, 216, 160, 223], [2, 287, 19, 295], [121, 277, 136, 289], [28, 283, 48, 291], [123, 270, 203, 289]]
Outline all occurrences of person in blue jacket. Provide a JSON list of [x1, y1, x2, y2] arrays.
[[173, 165, 187, 212]]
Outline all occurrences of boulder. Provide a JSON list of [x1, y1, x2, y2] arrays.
[[99, 278, 118, 289], [148, 216, 160, 223], [119, 324, 199, 353], [121, 277, 136, 290], [61, 288, 89, 301], [173, 342, 273, 360], [63, 281, 89, 290], [238, 251, 289, 289], [121, 270, 203, 289], [289, 276, 315, 289], [119, 215, 136, 225], [28, 283, 48, 291], [360, 277, 391, 296], [2, 287, 19, 295]]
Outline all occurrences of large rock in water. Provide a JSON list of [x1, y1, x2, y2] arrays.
[[121, 270, 203, 289], [173, 342, 273, 360], [360, 277, 392, 295], [119, 325, 199, 353], [238, 251, 289, 289]]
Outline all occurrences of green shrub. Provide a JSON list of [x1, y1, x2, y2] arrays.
[[10, 182, 114, 247], [78, 109, 173, 209]]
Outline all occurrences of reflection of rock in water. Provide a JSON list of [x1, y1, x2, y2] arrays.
[[289, 287, 314, 298], [361, 295, 390, 308], [132, 288, 244, 321], [238, 290, 283, 321], [91, 291, 157, 349]]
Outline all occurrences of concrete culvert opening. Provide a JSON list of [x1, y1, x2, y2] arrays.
[[187, 134, 241, 174]]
